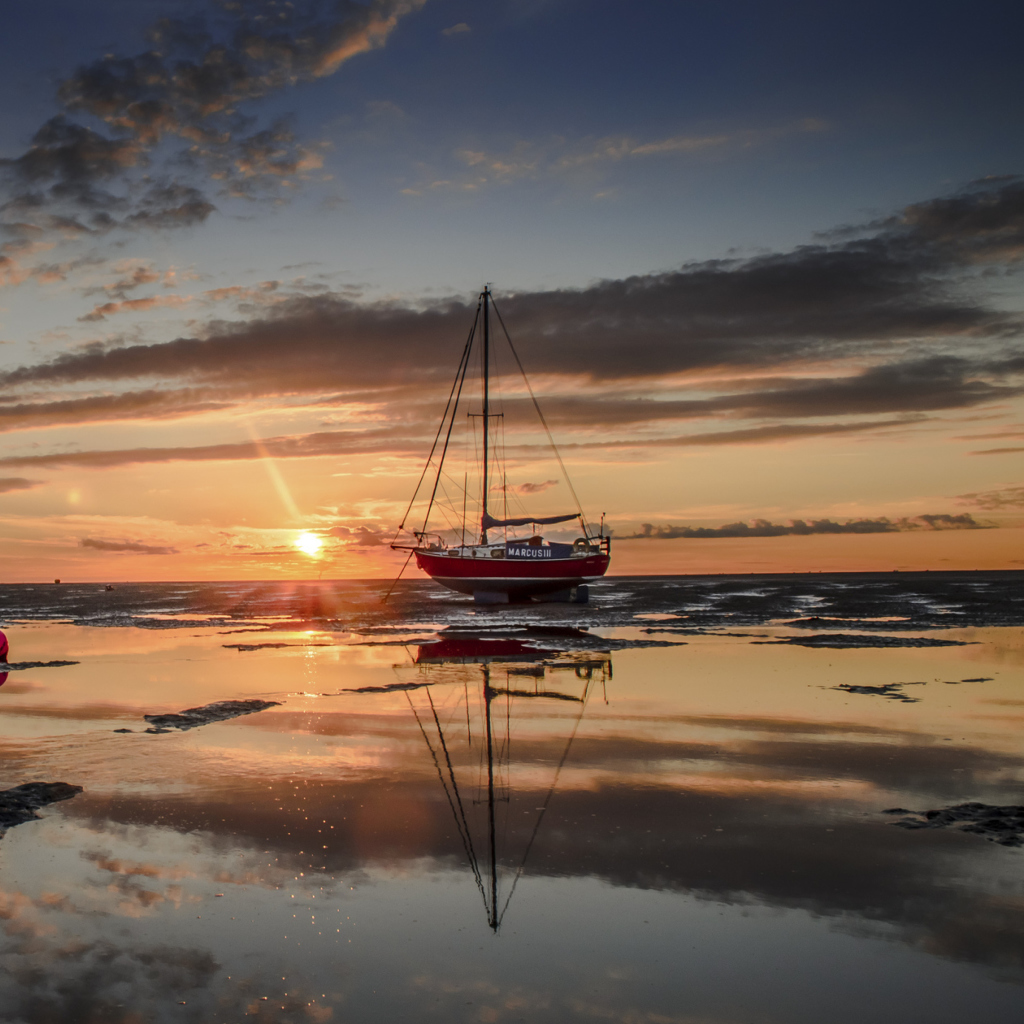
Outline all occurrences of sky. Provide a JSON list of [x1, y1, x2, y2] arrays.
[[0, 0, 1022, 581]]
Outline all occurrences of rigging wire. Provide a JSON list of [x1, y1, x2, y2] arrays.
[[490, 297, 589, 535], [405, 690, 487, 904], [420, 322, 476, 537], [381, 548, 415, 605], [391, 300, 480, 542], [427, 687, 482, 872]]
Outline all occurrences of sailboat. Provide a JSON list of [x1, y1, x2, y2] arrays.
[[392, 287, 611, 603]]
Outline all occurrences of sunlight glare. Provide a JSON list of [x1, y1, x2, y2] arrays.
[[295, 532, 323, 557]]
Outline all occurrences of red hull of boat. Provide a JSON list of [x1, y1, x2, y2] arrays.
[[414, 551, 610, 598]]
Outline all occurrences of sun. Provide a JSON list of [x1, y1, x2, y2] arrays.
[[295, 531, 323, 557]]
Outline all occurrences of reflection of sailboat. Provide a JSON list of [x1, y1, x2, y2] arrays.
[[391, 287, 610, 603], [404, 636, 611, 931]]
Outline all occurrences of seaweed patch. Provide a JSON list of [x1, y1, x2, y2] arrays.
[[344, 681, 434, 694], [0, 782, 83, 833], [833, 682, 925, 703], [0, 660, 79, 670], [885, 803, 1024, 847], [222, 643, 333, 651], [756, 634, 974, 649], [141, 699, 281, 733]]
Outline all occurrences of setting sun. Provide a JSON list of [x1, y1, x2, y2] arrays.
[[295, 532, 323, 557]]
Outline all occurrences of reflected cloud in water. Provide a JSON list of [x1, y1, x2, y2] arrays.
[[0, 580, 1021, 1022]]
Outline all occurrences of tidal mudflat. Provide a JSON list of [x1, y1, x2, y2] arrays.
[[0, 572, 1021, 1023]]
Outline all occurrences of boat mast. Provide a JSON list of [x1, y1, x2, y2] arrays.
[[483, 663, 499, 931], [481, 286, 491, 544]]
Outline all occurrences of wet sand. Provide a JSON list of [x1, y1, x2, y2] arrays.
[[0, 573, 1021, 1023]]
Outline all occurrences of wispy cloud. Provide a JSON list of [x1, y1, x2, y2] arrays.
[[0, 388, 231, 432], [78, 294, 192, 322], [511, 480, 558, 494], [0, 428, 420, 471], [958, 484, 1024, 509], [422, 118, 828, 191]]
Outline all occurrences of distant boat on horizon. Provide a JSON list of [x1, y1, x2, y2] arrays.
[[391, 286, 610, 603]]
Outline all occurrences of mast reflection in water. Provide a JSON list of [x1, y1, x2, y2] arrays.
[[397, 635, 612, 931]]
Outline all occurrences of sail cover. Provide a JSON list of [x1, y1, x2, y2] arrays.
[[482, 512, 579, 530]]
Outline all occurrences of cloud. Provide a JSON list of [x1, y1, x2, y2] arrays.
[[590, 417, 929, 448], [0, 417, 927, 473], [0, 427, 417, 470], [203, 281, 280, 304], [512, 480, 558, 494], [78, 294, 192, 322], [1, 116, 143, 190], [5, 177, 1019, 392], [0, 243, 103, 289], [123, 182, 215, 229], [970, 445, 1024, 455], [442, 22, 471, 36], [0, 388, 230, 432], [0, 477, 44, 494], [629, 513, 992, 539], [323, 524, 386, 545], [80, 537, 179, 554], [0, 178, 1020, 463], [0, 418, 860, 472], [891, 176, 1024, 263], [507, 355, 1020, 431], [441, 119, 829, 187], [86, 261, 161, 299], [957, 484, 1024, 509], [0, 0, 424, 235]]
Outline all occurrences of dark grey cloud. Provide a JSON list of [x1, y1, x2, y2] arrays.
[[80, 537, 179, 554], [892, 175, 1024, 263], [1, 116, 142, 190], [0, 177, 1019, 460], [629, 513, 991, 540], [511, 355, 1021, 430], [0, 1, 423, 232], [124, 182, 215, 229], [60, 1, 423, 141], [1, 177, 1020, 396]]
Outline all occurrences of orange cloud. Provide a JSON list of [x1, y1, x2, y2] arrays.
[[78, 294, 192, 322]]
